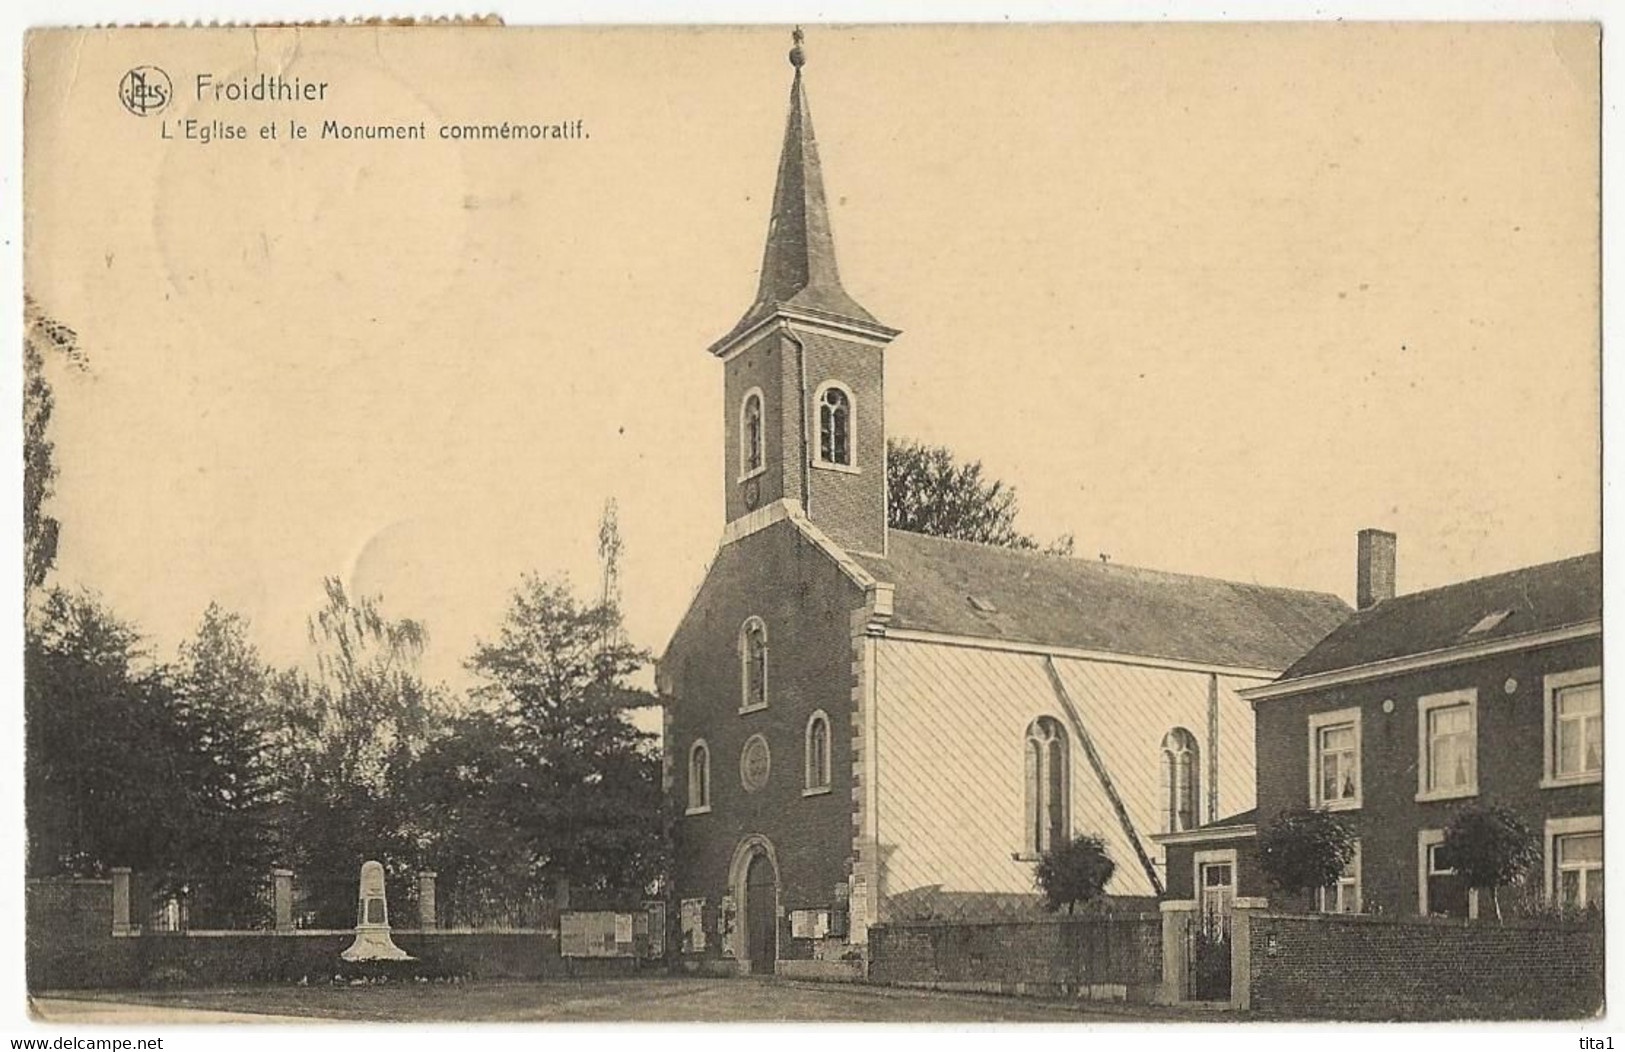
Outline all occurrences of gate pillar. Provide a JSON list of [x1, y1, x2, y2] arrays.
[[1158, 899, 1196, 1005], [1229, 897, 1268, 1011]]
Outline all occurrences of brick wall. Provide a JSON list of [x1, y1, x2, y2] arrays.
[[26, 881, 140, 990], [663, 518, 866, 955], [1247, 911, 1604, 1019], [1162, 836, 1263, 901], [868, 914, 1162, 1002], [1253, 638, 1602, 915]]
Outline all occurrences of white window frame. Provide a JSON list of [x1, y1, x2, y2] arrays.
[[738, 387, 767, 483], [1193, 848, 1238, 938], [1316, 840, 1362, 914], [738, 616, 769, 714], [803, 709, 832, 796], [1307, 707, 1363, 811], [1416, 688, 1479, 802], [1416, 828, 1478, 919], [1542, 667, 1602, 789], [686, 740, 712, 816], [1544, 815, 1603, 906], [811, 380, 861, 474]]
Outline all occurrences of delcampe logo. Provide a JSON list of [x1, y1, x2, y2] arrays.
[[118, 66, 172, 116]]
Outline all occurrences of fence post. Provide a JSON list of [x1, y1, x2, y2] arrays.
[[1230, 897, 1267, 1011], [110, 868, 133, 936], [272, 869, 295, 932], [417, 871, 438, 931], [1158, 900, 1195, 1005]]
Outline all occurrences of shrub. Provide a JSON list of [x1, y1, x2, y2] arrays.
[[1441, 802, 1541, 921], [1034, 835, 1115, 914], [1258, 807, 1355, 900]]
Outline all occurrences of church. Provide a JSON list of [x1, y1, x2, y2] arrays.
[[656, 32, 1349, 976]]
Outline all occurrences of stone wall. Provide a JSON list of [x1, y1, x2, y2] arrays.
[[26, 879, 638, 991], [867, 913, 1162, 1002], [1247, 911, 1604, 1019]]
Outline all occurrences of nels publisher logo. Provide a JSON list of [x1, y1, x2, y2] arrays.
[[118, 66, 172, 116]]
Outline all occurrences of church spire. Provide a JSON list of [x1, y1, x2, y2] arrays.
[[710, 28, 895, 355]]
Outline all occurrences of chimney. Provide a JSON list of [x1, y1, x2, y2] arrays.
[[1356, 529, 1397, 610]]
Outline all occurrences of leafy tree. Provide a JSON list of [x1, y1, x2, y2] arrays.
[[25, 589, 189, 877], [463, 573, 667, 908], [1034, 834, 1115, 914], [269, 579, 445, 925], [1258, 807, 1356, 900], [886, 438, 1074, 554], [1440, 803, 1541, 921], [168, 605, 280, 926], [23, 298, 88, 605]]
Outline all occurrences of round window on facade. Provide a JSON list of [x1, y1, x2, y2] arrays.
[[740, 734, 772, 792]]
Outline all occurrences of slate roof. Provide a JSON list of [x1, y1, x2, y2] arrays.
[[852, 530, 1351, 672], [709, 58, 896, 354], [1277, 551, 1602, 681]]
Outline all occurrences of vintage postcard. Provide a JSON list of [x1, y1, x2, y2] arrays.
[[19, 19, 1603, 1028]]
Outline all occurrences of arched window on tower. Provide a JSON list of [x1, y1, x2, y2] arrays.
[[688, 740, 711, 814], [816, 383, 853, 466], [1024, 717, 1069, 856], [1161, 728, 1201, 833], [739, 617, 768, 712], [805, 710, 831, 792], [740, 389, 765, 477]]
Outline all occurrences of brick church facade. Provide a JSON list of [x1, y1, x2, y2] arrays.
[[656, 34, 1350, 975]]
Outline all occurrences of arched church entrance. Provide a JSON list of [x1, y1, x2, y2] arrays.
[[728, 835, 780, 976]]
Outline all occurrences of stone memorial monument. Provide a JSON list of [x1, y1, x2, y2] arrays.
[[340, 860, 414, 962]]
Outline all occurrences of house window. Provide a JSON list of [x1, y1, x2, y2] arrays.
[[1024, 717, 1069, 856], [1308, 707, 1362, 810], [1418, 830, 1474, 918], [816, 383, 853, 467], [1194, 850, 1237, 939], [739, 389, 765, 479], [804, 710, 831, 794], [687, 740, 711, 815], [739, 617, 768, 712], [1317, 841, 1362, 914], [1555, 833, 1603, 909], [1160, 728, 1200, 832], [1545, 816, 1603, 910], [1543, 668, 1602, 787], [1417, 689, 1478, 801]]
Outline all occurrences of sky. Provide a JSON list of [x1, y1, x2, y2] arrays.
[[24, 22, 1601, 698]]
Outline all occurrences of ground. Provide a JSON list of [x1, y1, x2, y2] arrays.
[[31, 977, 1214, 1024]]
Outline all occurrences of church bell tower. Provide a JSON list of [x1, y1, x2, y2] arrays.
[[709, 29, 899, 557]]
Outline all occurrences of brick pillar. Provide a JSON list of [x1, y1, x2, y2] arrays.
[[110, 867, 133, 935], [1230, 897, 1268, 1011], [1158, 900, 1195, 1005], [272, 869, 295, 932], [417, 871, 438, 931]]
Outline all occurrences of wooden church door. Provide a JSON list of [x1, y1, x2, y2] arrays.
[[745, 852, 777, 974]]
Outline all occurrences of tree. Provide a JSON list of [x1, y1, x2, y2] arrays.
[[886, 438, 1074, 554], [269, 578, 445, 925], [25, 589, 190, 877], [1258, 807, 1356, 900], [23, 298, 88, 606], [464, 573, 667, 908], [169, 604, 280, 926], [1441, 803, 1541, 921], [1034, 834, 1116, 914]]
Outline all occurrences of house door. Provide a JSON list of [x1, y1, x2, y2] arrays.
[[745, 852, 777, 975], [1190, 860, 1234, 1001]]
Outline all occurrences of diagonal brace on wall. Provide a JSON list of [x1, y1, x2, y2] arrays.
[[1041, 655, 1165, 897]]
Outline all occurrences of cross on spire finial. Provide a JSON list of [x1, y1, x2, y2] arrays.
[[789, 26, 806, 68]]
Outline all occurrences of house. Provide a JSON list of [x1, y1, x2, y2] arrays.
[[655, 34, 1350, 976], [1160, 531, 1602, 921]]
